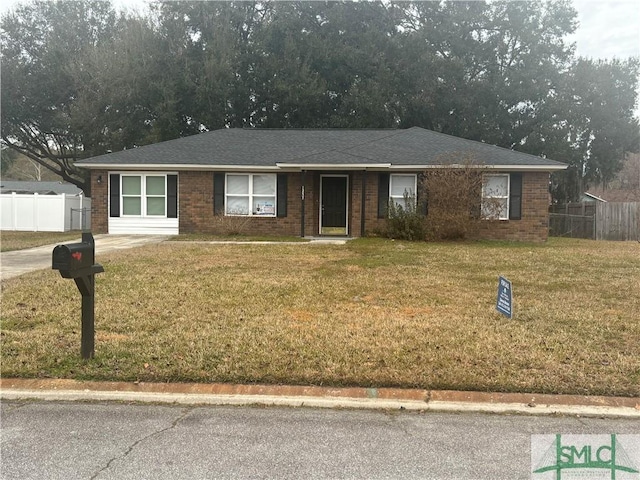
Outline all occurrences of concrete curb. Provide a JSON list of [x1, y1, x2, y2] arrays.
[[1, 379, 638, 418]]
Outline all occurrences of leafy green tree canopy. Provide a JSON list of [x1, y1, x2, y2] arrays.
[[2, 0, 638, 202], [1, 0, 122, 194]]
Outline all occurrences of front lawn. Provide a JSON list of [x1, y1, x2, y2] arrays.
[[1, 238, 638, 396], [169, 233, 309, 242], [1, 231, 82, 252]]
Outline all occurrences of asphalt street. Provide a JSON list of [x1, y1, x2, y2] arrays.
[[1, 401, 638, 480]]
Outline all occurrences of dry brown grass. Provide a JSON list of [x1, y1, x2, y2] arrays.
[[1, 231, 82, 252], [1, 238, 639, 396]]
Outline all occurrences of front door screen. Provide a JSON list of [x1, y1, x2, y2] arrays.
[[321, 176, 347, 235]]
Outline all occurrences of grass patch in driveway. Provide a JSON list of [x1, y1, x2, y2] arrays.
[[1, 238, 639, 397], [1, 231, 82, 252]]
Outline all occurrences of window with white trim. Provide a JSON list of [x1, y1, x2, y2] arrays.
[[225, 173, 276, 216], [121, 174, 167, 217], [482, 174, 509, 220], [389, 174, 417, 210]]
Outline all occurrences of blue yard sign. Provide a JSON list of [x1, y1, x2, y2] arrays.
[[496, 276, 513, 319]]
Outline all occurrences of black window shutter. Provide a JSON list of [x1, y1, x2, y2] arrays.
[[213, 173, 225, 215], [277, 174, 287, 218], [377, 173, 389, 218], [109, 174, 120, 218], [167, 174, 178, 218], [416, 173, 428, 216], [509, 173, 522, 220]]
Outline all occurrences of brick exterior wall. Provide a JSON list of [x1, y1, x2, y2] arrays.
[[475, 171, 550, 242], [90, 169, 551, 241], [360, 170, 550, 242], [353, 171, 387, 236], [179, 171, 302, 236], [90, 170, 109, 234]]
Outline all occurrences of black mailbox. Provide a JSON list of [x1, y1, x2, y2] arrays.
[[52, 242, 95, 278], [52, 232, 104, 359]]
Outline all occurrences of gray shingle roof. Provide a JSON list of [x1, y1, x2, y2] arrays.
[[0, 181, 83, 195], [76, 127, 566, 169]]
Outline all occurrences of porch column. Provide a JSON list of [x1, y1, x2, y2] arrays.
[[360, 169, 367, 237], [300, 170, 306, 238]]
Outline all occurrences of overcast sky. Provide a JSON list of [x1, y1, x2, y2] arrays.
[[569, 0, 640, 59]]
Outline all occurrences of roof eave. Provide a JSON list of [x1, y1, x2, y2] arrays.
[[275, 163, 392, 170], [76, 163, 282, 171], [391, 164, 568, 171], [77, 162, 568, 172]]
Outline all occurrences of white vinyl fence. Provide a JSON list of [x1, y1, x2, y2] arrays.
[[1, 193, 91, 232]]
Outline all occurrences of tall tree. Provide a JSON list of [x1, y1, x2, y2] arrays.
[[569, 58, 640, 186], [523, 57, 640, 202], [2, 0, 637, 203], [71, 12, 195, 150], [253, 1, 403, 128], [0, 144, 18, 175], [397, 0, 577, 147], [1, 0, 119, 194], [152, 1, 273, 129]]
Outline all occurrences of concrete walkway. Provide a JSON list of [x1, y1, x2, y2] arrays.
[[0, 234, 169, 281]]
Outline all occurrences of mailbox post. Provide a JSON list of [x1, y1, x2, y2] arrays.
[[52, 232, 104, 359]]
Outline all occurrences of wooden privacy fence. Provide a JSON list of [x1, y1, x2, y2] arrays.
[[549, 203, 596, 239], [595, 202, 639, 241], [549, 202, 639, 241], [549, 213, 594, 239]]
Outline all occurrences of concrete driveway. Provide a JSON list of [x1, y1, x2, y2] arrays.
[[0, 234, 168, 281]]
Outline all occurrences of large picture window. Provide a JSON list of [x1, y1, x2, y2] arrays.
[[389, 174, 417, 210], [225, 173, 276, 216], [121, 174, 167, 217], [482, 174, 509, 220]]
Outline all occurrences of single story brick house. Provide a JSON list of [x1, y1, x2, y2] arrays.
[[77, 127, 567, 241]]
